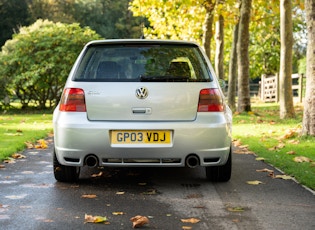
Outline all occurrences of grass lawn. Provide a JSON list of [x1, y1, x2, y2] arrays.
[[0, 113, 53, 160], [233, 102, 315, 190]]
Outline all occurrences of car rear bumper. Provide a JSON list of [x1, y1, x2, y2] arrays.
[[53, 111, 232, 167]]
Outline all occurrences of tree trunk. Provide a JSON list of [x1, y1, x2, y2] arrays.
[[237, 0, 252, 112], [302, 0, 315, 136], [228, 22, 239, 111], [202, 0, 215, 59], [279, 0, 295, 119], [215, 14, 224, 80]]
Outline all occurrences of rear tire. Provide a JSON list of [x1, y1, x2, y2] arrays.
[[53, 151, 80, 182], [205, 147, 232, 182]]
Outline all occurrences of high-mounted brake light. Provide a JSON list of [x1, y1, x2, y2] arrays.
[[198, 88, 224, 112], [59, 88, 86, 112]]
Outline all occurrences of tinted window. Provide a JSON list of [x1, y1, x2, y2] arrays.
[[74, 44, 212, 82]]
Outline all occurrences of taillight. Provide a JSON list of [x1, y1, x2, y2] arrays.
[[59, 88, 86, 112], [198, 88, 224, 112]]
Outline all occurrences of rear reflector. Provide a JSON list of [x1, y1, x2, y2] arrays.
[[59, 88, 86, 112], [198, 88, 224, 112]]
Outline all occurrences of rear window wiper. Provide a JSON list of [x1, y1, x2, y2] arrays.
[[139, 75, 189, 82]]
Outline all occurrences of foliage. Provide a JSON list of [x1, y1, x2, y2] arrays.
[[0, 19, 101, 108], [0, 0, 29, 47], [130, 0, 306, 79]]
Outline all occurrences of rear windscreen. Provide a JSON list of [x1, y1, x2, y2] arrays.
[[73, 43, 212, 82]]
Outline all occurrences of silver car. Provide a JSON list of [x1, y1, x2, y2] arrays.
[[53, 39, 232, 182]]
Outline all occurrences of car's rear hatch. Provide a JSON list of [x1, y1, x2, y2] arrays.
[[82, 82, 213, 121]]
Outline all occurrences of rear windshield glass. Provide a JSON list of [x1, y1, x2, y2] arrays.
[[73, 43, 212, 82]]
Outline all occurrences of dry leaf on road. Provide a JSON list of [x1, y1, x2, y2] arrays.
[[130, 215, 149, 228], [181, 218, 201, 224], [246, 180, 264, 185], [81, 194, 97, 199], [84, 214, 108, 223]]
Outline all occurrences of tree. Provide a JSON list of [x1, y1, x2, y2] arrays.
[[279, 0, 295, 119], [0, 19, 101, 109], [302, 0, 315, 136], [0, 0, 29, 46], [237, 0, 252, 112], [227, 22, 239, 111], [202, 0, 216, 59], [214, 1, 224, 79]]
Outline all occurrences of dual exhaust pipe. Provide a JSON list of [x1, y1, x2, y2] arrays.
[[84, 154, 200, 168]]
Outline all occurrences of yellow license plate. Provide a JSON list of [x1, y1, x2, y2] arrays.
[[111, 130, 171, 144]]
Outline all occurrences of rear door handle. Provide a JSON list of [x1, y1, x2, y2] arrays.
[[132, 108, 152, 114]]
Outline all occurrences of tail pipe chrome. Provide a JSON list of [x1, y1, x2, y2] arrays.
[[185, 154, 200, 168], [84, 154, 99, 168]]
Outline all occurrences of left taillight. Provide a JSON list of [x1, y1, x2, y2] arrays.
[[198, 88, 224, 112], [59, 88, 86, 112]]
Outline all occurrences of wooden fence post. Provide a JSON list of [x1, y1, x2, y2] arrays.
[[261, 74, 265, 101], [298, 73, 303, 103], [276, 73, 279, 102]]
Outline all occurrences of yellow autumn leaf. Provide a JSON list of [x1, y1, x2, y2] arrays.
[[274, 175, 293, 180], [116, 191, 125, 195], [246, 180, 263, 185], [286, 151, 296, 155], [182, 226, 192, 230], [255, 157, 265, 161], [35, 139, 48, 149], [84, 214, 107, 223], [112, 212, 124, 215], [181, 218, 201, 224]]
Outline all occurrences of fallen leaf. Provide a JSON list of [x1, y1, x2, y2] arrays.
[[35, 139, 48, 149], [91, 171, 103, 177], [293, 156, 312, 163], [25, 142, 34, 149], [84, 214, 108, 223], [116, 191, 125, 195], [274, 175, 293, 180], [246, 180, 263, 185], [182, 226, 192, 230], [255, 157, 265, 161], [141, 189, 157, 195], [181, 218, 201, 224], [3, 158, 16, 164], [81, 194, 97, 199], [112, 212, 124, 215], [227, 206, 245, 212], [286, 151, 296, 155], [130, 215, 149, 228], [0, 165, 5, 169], [256, 168, 274, 173], [12, 153, 26, 159], [287, 139, 300, 144]]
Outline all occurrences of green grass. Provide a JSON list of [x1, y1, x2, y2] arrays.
[[233, 103, 315, 190], [0, 113, 53, 160]]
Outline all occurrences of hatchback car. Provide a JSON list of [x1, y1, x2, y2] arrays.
[[53, 39, 232, 182]]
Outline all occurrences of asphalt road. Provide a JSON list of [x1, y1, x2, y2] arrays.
[[0, 137, 314, 230]]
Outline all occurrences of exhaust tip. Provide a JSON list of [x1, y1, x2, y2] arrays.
[[185, 154, 200, 168], [84, 155, 99, 168]]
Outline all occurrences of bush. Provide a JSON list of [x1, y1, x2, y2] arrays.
[[0, 19, 101, 109]]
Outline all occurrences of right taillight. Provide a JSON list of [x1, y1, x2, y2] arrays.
[[59, 88, 86, 112], [198, 88, 224, 112]]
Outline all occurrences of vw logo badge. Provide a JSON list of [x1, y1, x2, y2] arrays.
[[136, 87, 148, 99]]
